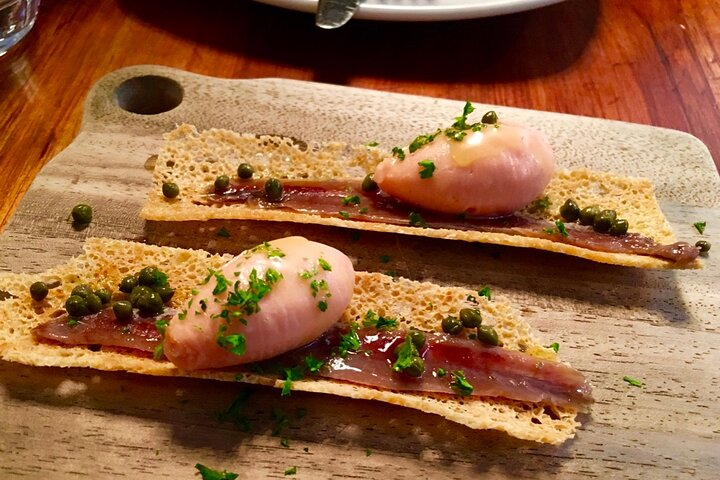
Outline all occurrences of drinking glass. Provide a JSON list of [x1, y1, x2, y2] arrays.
[[0, 0, 40, 57]]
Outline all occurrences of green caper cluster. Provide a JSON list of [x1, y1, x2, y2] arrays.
[[116, 266, 174, 320], [441, 308, 499, 346], [559, 199, 629, 236], [63, 284, 112, 319], [393, 329, 427, 377], [71, 204, 93, 229]]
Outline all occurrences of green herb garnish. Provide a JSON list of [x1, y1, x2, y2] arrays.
[[317, 300, 328, 312], [527, 196, 550, 213], [391, 336, 419, 373], [478, 287, 491, 300], [408, 129, 441, 153], [366, 141, 379, 147], [450, 370, 474, 396], [362, 309, 398, 330], [337, 323, 361, 357], [282, 366, 304, 396], [623, 375, 644, 388], [216, 332, 246, 356], [408, 212, 428, 228], [548, 342, 560, 353], [693, 221, 706, 234], [379, 254, 391, 263], [284, 466, 297, 476], [342, 194, 361, 206], [418, 160, 436, 179], [217, 226, 231, 238], [303, 355, 324, 374], [435, 368, 447, 378], [318, 258, 332, 271], [339, 211, 351, 220], [280, 438, 290, 448], [391, 146, 406, 160], [195, 464, 239, 480]]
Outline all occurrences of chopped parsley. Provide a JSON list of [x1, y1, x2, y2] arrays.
[[365, 448, 373, 456], [216, 331, 246, 356], [246, 241, 285, 258], [527, 196, 550, 213], [391, 336, 419, 373], [336, 323, 361, 357], [466, 294, 477, 304], [379, 254, 391, 263], [195, 464, 239, 480], [623, 375, 644, 388], [478, 287, 492, 300], [217, 226, 231, 238], [450, 370, 474, 396], [155, 318, 169, 335], [543, 221, 569, 237], [284, 466, 297, 476], [339, 211, 351, 220], [282, 366, 304, 396], [66, 318, 78, 327], [409, 129, 441, 153], [391, 146, 406, 160], [362, 309, 398, 330], [359, 206, 369, 214], [317, 300, 328, 312], [153, 344, 164, 360], [341, 194, 361, 206], [224, 268, 282, 317], [318, 258, 332, 271], [408, 212, 428, 228], [693, 221, 706, 234], [366, 141, 379, 147], [280, 438, 290, 448], [303, 355, 324, 374], [207, 270, 230, 295], [435, 368, 447, 378], [418, 160, 436, 179], [548, 342, 560, 353]]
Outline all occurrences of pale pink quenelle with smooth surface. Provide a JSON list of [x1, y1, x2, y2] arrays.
[[164, 237, 355, 370], [374, 121, 555, 216]]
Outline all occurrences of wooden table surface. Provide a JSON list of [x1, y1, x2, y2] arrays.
[[1, 0, 719, 232]]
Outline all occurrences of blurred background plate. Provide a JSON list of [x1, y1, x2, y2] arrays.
[[253, 0, 567, 21]]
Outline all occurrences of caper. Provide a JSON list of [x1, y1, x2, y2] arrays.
[[113, 300, 133, 323], [119, 275, 138, 293], [71, 284, 93, 299], [361, 173, 378, 192], [609, 218, 629, 236], [71, 204, 92, 224], [136, 291, 165, 316], [29, 282, 48, 301], [85, 293, 103, 314], [214, 175, 230, 192], [154, 284, 175, 303], [593, 209, 617, 233], [138, 266, 161, 286], [481, 111, 498, 124], [408, 329, 426, 350], [94, 288, 111, 305], [402, 356, 425, 377], [162, 182, 180, 199], [696, 240, 711, 253], [441, 315, 464, 335], [264, 178, 284, 202], [64, 295, 89, 317], [578, 206, 600, 226], [130, 285, 153, 306], [559, 199, 580, 222], [476, 325, 500, 346], [459, 308, 482, 328], [237, 163, 254, 179]]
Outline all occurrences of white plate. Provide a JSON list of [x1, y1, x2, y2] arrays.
[[253, 0, 567, 22]]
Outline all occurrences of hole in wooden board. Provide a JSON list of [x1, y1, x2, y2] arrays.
[[113, 75, 184, 115]]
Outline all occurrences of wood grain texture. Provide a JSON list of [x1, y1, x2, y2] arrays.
[[0, 66, 718, 479], [0, 0, 719, 232]]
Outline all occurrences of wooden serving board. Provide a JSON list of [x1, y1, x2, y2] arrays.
[[1, 65, 719, 479]]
